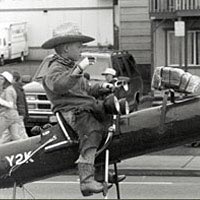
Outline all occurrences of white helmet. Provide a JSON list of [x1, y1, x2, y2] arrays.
[[1, 71, 13, 83], [101, 68, 116, 76]]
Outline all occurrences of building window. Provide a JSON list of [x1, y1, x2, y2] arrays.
[[167, 30, 200, 66]]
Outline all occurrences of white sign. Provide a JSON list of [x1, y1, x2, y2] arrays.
[[175, 21, 185, 37]]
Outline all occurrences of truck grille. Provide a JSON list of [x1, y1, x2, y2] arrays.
[[38, 104, 51, 109], [38, 95, 48, 100]]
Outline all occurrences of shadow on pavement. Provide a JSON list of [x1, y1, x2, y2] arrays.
[[151, 144, 200, 156]]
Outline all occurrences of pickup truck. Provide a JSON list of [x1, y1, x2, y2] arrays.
[[23, 50, 143, 135]]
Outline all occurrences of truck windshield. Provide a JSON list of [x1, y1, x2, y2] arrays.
[[84, 57, 109, 80]]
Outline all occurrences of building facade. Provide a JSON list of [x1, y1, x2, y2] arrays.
[[118, 0, 151, 92], [119, 0, 151, 65], [150, 0, 200, 76]]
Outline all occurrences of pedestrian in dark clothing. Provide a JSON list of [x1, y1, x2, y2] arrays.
[[12, 71, 28, 139]]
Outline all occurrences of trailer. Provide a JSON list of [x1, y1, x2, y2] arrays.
[[0, 22, 28, 65]]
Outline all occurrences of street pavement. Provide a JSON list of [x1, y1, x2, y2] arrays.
[[3, 176, 200, 199], [113, 145, 200, 177]]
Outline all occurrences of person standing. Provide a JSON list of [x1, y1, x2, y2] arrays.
[[0, 71, 22, 143], [12, 71, 29, 139], [101, 68, 117, 83]]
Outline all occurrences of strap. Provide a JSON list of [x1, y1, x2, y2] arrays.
[[158, 67, 164, 89], [9, 135, 57, 176], [168, 68, 171, 89], [184, 74, 192, 92], [56, 112, 71, 141], [178, 73, 185, 89], [158, 91, 169, 134]]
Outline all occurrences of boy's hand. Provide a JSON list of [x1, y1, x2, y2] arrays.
[[79, 57, 96, 70], [72, 57, 96, 75]]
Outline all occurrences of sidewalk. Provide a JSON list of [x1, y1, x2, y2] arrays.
[[112, 146, 200, 177], [115, 155, 200, 177], [64, 146, 200, 177]]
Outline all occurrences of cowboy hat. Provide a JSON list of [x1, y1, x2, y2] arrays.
[[0, 71, 13, 83], [101, 68, 116, 76], [41, 22, 94, 49]]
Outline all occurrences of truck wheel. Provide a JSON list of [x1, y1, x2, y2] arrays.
[[20, 52, 25, 62], [0, 56, 4, 66]]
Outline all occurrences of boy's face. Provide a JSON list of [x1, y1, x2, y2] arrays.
[[65, 42, 83, 61]]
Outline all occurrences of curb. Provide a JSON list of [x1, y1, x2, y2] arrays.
[[64, 168, 200, 177], [116, 169, 200, 177]]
